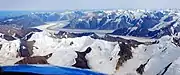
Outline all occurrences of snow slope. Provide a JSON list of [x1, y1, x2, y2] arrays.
[[115, 35, 180, 75], [30, 32, 180, 75], [1, 27, 180, 75], [0, 38, 21, 65], [27, 31, 119, 74]]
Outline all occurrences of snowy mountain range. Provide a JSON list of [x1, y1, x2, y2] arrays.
[[0, 9, 180, 75], [1, 9, 180, 38]]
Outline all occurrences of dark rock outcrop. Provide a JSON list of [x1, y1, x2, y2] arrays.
[[0, 44, 2, 50], [15, 53, 52, 64], [172, 37, 180, 47], [157, 62, 173, 75], [70, 41, 74, 45], [18, 40, 35, 57], [136, 58, 151, 75], [136, 64, 146, 75], [72, 47, 92, 69], [91, 34, 144, 48], [55, 31, 95, 39], [0, 25, 42, 41], [23, 32, 34, 40], [115, 41, 133, 70], [54, 31, 75, 38]]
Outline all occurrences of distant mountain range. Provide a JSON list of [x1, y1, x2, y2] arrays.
[[0, 9, 180, 38]]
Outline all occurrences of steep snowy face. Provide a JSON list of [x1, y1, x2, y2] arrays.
[[0, 38, 21, 65], [143, 36, 180, 75], [0, 25, 43, 65], [0, 39, 20, 58], [113, 35, 180, 75]]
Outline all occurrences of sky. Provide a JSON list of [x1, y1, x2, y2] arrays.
[[0, 0, 179, 11]]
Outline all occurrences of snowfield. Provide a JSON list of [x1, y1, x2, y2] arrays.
[[1, 28, 180, 75], [28, 31, 119, 74]]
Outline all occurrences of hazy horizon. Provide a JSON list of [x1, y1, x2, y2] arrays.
[[0, 0, 180, 11]]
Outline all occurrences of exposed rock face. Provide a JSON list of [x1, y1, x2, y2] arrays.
[[136, 58, 151, 75], [23, 32, 34, 40], [172, 37, 180, 47], [0, 26, 42, 57], [70, 41, 74, 45], [54, 31, 76, 38], [115, 41, 133, 70], [15, 53, 52, 64], [136, 64, 145, 75], [72, 47, 92, 69], [0, 44, 2, 50], [0, 25, 42, 41], [55, 30, 159, 48], [55, 31, 95, 39], [0, 35, 16, 41], [91, 34, 144, 48], [18, 40, 35, 57]]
